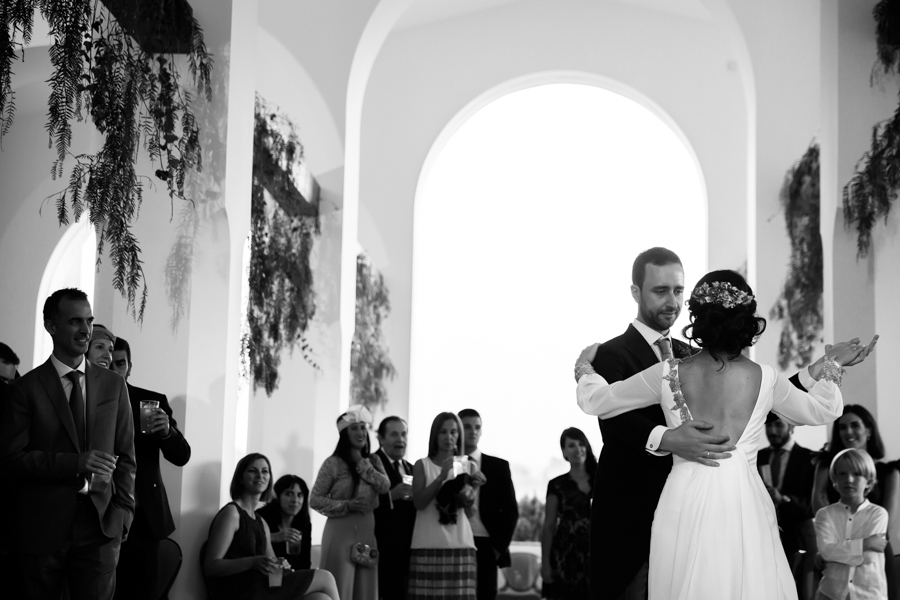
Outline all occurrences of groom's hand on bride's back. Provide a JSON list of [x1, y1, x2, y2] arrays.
[[658, 421, 736, 467]]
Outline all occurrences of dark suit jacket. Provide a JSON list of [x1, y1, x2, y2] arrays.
[[476, 453, 518, 569], [127, 383, 190, 540], [0, 359, 136, 555], [758, 443, 815, 555], [589, 324, 691, 599], [373, 448, 417, 596]]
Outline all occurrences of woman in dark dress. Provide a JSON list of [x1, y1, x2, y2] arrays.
[[812, 405, 899, 600], [541, 427, 597, 599], [257, 475, 312, 571], [203, 453, 339, 600]]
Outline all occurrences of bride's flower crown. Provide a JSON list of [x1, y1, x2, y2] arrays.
[[690, 281, 754, 309]]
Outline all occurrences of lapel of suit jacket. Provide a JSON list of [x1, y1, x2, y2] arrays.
[[37, 359, 80, 451], [623, 324, 660, 369], [85, 361, 101, 448], [377, 449, 400, 486]]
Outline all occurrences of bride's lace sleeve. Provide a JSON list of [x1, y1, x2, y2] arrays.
[[770, 368, 843, 426], [576, 362, 664, 418]]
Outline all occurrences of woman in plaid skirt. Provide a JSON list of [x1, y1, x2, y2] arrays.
[[407, 412, 486, 599]]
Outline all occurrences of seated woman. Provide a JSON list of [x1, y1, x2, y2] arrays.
[[203, 453, 339, 600], [257, 475, 312, 571]]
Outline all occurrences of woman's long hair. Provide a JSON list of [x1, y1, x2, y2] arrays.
[[823, 404, 886, 464], [331, 414, 371, 491], [261, 474, 311, 532], [559, 427, 597, 486], [229, 452, 274, 501], [427, 412, 465, 458], [682, 269, 767, 362]]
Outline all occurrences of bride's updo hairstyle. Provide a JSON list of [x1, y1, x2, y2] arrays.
[[681, 269, 766, 361]]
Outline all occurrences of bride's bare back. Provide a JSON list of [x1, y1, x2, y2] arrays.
[[677, 351, 763, 444]]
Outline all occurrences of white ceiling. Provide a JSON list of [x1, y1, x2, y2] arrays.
[[395, 0, 713, 31]]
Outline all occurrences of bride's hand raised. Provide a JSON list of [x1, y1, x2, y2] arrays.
[[820, 335, 878, 368]]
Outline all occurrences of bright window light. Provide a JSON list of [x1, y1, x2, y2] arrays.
[[409, 83, 707, 497]]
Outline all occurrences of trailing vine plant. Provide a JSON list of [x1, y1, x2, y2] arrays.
[[247, 94, 320, 396], [843, 0, 900, 257], [1, 0, 212, 320], [771, 144, 823, 370], [350, 253, 396, 411]]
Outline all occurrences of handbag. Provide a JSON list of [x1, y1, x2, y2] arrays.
[[349, 523, 378, 567], [350, 542, 379, 567]]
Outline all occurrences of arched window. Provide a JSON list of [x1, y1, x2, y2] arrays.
[[408, 82, 707, 496], [33, 221, 97, 368]]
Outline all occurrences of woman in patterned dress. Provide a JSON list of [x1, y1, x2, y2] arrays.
[[541, 427, 596, 599], [310, 406, 391, 600]]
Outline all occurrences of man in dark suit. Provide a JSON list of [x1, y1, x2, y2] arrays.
[[110, 336, 191, 600], [373, 416, 416, 600], [0, 288, 136, 600], [459, 408, 518, 600], [758, 413, 816, 585]]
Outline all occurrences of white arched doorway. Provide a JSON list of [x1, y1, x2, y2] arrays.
[[408, 79, 708, 497], [33, 220, 98, 369]]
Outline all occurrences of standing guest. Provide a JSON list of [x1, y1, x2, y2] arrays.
[[812, 404, 899, 599], [759, 412, 817, 595], [310, 405, 391, 600], [257, 475, 312, 571], [0, 342, 20, 384], [372, 416, 416, 600], [459, 408, 518, 600], [204, 453, 339, 600], [815, 448, 889, 600], [541, 427, 596, 600], [0, 288, 136, 600], [86, 324, 115, 369], [110, 336, 192, 600], [409, 412, 483, 599]]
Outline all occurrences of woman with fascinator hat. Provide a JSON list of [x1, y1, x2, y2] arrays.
[[310, 405, 391, 600], [575, 270, 878, 600]]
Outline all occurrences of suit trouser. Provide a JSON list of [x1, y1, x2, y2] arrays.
[[114, 507, 160, 600], [12, 496, 121, 600], [474, 536, 498, 600]]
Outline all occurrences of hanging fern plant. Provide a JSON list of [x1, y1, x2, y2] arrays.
[[771, 143, 823, 370], [1, 0, 212, 320], [843, 0, 900, 257], [247, 94, 320, 396], [351, 253, 396, 411]]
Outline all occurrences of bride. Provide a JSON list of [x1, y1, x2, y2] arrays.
[[575, 269, 877, 600]]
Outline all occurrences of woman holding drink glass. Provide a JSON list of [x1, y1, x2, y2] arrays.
[[258, 475, 313, 570], [407, 412, 486, 600], [203, 453, 339, 600]]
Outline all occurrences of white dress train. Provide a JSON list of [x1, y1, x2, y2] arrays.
[[577, 360, 842, 600]]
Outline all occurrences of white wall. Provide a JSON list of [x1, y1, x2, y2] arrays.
[[359, 0, 749, 424]]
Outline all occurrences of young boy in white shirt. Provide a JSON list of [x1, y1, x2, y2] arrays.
[[815, 448, 888, 600]]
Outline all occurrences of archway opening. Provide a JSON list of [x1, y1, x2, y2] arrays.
[[409, 83, 707, 498]]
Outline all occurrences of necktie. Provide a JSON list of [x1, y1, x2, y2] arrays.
[[66, 371, 85, 452], [393, 460, 403, 475], [770, 448, 784, 490], [657, 337, 673, 362]]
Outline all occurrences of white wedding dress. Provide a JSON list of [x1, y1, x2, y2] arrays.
[[578, 359, 842, 600]]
